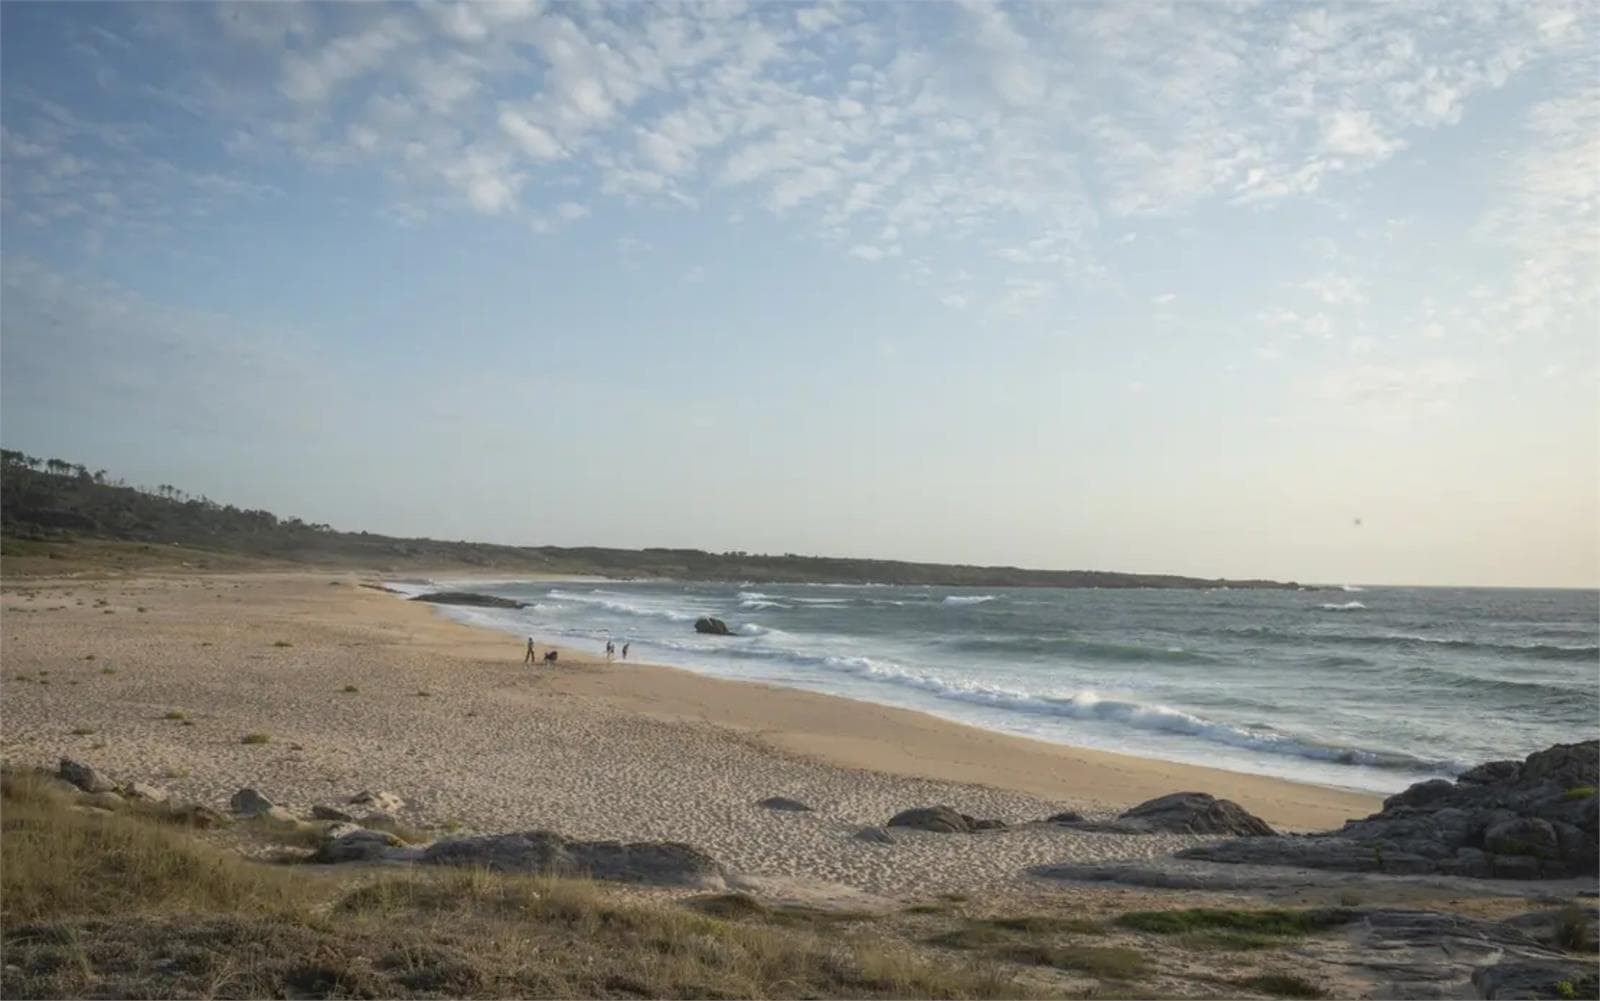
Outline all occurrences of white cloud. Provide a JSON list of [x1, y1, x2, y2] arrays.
[[499, 108, 566, 161], [1152, 292, 1177, 305], [555, 201, 589, 221]]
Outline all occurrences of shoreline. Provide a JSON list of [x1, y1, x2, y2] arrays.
[[1, 569, 1380, 897], [401, 574, 1403, 801], [384, 574, 1381, 830]]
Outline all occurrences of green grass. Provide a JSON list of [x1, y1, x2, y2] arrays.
[[1564, 785, 1596, 800], [98, 667, 115, 675], [982, 915, 1104, 935], [240, 733, 271, 745], [1116, 908, 1351, 938], [162, 710, 188, 721], [1237, 973, 1326, 998]]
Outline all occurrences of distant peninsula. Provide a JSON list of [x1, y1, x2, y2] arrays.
[[0, 449, 1301, 590]]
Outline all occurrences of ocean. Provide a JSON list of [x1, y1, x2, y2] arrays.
[[391, 579, 1599, 794]]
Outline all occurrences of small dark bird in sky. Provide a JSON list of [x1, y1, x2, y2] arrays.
[[1353, 517, 1364, 528]]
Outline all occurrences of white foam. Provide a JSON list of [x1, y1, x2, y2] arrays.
[[1320, 600, 1367, 611], [944, 594, 997, 605]]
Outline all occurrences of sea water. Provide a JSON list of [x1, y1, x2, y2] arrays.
[[390, 579, 1599, 793]]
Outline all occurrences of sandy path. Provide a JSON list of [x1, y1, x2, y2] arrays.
[[0, 572, 1378, 897]]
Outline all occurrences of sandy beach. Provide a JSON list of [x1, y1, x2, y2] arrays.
[[1, 571, 1380, 898]]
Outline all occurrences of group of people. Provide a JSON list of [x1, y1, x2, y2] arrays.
[[522, 637, 628, 665]]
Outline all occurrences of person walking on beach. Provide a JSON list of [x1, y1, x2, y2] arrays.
[[605, 640, 615, 661], [621, 642, 630, 660], [524, 637, 537, 665]]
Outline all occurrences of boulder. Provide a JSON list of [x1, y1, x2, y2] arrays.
[[1182, 741, 1600, 880], [757, 797, 812, 812], [1484, 818, 1560, 860], [1045, 810, 1084, 824], [886, 805, 1005, 834], [314, 828, 404, 864], [58, 758, 115, 794], [122, 781, 170, 803], [1116, 792, 1277, 836], [853, 826, 896, 845], [348, 790, 406, 814], [311, 804, 355, 822], [694, 617, 732, 636], [228, 787, 276, 816], [84, 790, 124, 811], [420, 830, 723, 887]]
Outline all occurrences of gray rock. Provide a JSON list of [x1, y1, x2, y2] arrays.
[[852, 826, 896, 845], [410, 591, 528, 609], [348, 789, 405, 814], [84, 790, 124, 810], [228, 787, 276, 816], [693, 616, 732, 636], [1183, 741, 1599, 880], [314, 828, 403, 863], [1116, 792, 1277, 836], [121, 781, 169, 803], [58, 757, 115, 794], [420, 830, 723, 887], [1044, 810, 1084, 824], [324, 821, 364, 840], [757, 797, 812, 812], [1485, 818, 1560, 860], [311, 804, 355, 822], [887, 805, 989, 833]]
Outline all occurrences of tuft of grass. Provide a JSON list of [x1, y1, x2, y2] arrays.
[[1553, 904, 1596, 953], [83, 654, 95, 661], [1175, 931, 1284, 952], [1564, 785, 1597, 800], [69, 727, 96, 736], [342, 685, 359, 693], [903, 903, 948, 915], [982, 915, 1104, 935], [272, 640, 293, 648], [1237, 973, 1326, 998], [1116, 908, 1351, 938], [1001, 944, 1148, 980], [162, 710, 188, 721], [415, 690, 432, 697], [99, 667, 115, 675], [240, 733, 271, 745], [688, 892, 770, 920]]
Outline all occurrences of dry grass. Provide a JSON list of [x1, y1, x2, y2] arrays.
[[0, 768, 1036, 999], [239, 733, 270, 745]]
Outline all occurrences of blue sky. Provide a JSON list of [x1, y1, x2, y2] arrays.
[[1, 1, 1595, 586]]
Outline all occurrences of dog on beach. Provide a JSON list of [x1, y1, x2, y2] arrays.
[[543, 649, 558, 664]]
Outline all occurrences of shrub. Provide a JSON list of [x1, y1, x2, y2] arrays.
[[1564, 786, 1596, 800], [163, 710, 188, 721], [240, 733, 271, 745], [1237, 973, 1326, 998]]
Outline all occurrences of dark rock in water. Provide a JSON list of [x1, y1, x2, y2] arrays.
[[1044, 810, 1084, 824], [694, 617, 732, 636], [757, 797, 812, 812], [58, 758, 115, 794], [410, 591, 527, 609], [886, 805, 1005, 834], [1117, 792, 1277, 836], [1181, 740, 1600, 880], [420, 830, 723, 887]]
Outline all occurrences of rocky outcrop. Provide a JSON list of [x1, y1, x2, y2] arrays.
[[1118, 792, 1276, 836], [694, 617, 732, 636], [228, 787, 277, 817], [348, 790, 406, 814], [410, 591, 527, 609], [122, 781, 170, 803], [418, 831, 723, 887], [313, 827, 406, 863], [757, 797, 812, 812], [886, 805, 1007, 833], [1049, 792, 1274, 836], [58, 758, 115, 794], [1181, 741, 1599, 879]]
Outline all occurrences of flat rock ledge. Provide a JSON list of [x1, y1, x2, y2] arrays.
[[313, 829, 726, 889], [886, 805, 1007, 834], [409, 591, 528, 609], [1053, 791, 1275, 837]]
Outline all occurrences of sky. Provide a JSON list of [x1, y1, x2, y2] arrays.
[[1, 1, 1596, 588]]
